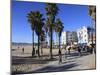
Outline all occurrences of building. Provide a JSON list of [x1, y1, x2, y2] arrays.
[[61, 26, 95, 46], [77, 26, 96, 45], [66, 31, 78, 44], [61, 31, 78, 45], [61, 31, 67, 45], [77, 26, 88, 44]]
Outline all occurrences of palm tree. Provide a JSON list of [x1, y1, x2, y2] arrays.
[[27, 11, 36, 57], [45, 18, 54, 48], [44, 19, 49, 48], [55, 18, 64, 53], [27, 11, 45, 57], [88, 6, 96, 22], [87, 26, 92, 42], [88, 6, 96, 48], [40, 30, 45, 55], [35, 11, 45, 57], [87, 26, 94, 46], [45, 3, 59, 59]]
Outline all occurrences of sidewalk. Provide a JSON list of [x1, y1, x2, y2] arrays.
[[12, 52, 96, 74], [28, 53, 96, 73]]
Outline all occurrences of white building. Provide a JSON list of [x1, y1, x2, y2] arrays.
[[61, 31, 67, 45], [77, 26, 88, 44], [61, 31, 78, 45]]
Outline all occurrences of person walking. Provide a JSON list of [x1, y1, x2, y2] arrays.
[[22, 47, 24, 54], [89, 44, 93, 54], [68, 46, 71, 55], [94, 44, 96, 54], [32, 47, 35, 57], [77, 46, 81, 56], [58, 49, 62, 64]]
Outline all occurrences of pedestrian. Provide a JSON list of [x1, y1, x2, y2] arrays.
[[32, 47, 35, 57], [89, 44, 93, 54], [22, 47, 24, 53], [68, 47, 71, 54], [58, 50, 62, 64], [78, 46, 81, 56], [94, 44, 96, 54]]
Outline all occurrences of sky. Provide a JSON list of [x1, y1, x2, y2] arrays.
[[12, 0, 93, 43]]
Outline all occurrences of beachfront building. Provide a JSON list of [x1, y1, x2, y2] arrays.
[[77, 26, 96, 45], [61, 31, 78, 45], [61, 31, 67, 45], [77, 26, 88, 44]]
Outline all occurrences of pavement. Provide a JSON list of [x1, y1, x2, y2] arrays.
[[30, 53, 96, 73], [12, 49, 96, 74]]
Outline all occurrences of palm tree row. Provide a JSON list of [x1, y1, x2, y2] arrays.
[[27, 11, 45, 57], [27, 3, 64, 58]]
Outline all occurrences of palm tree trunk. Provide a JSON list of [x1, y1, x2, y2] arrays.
[[46, 32, 48, 48], [50, 16, 55, 59], [32, 31, 35, 57], [41, 41, 43, 55], [92, 28, 94, 50], [59, 35, 61, 52], [50, 25, 53, 59], [38, 35, 40, 57], [89, 32, 90, 42], [56, 33, 58, 48]]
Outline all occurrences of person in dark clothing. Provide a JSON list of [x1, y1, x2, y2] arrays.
[[68, 47, 71, 54], [22, 47, 24, 53], [90, 44, 93, 54], [77, 46, 81, 56], [94, 46, 96, 54], [94, 44, 96, 54], [32, 47, 35, 57], [58, 50, 62, 64]]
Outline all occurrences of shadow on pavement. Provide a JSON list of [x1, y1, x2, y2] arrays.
[[13, 63, 78, 74], [12, 56, 57, 65], [12, 51, 90, 65]]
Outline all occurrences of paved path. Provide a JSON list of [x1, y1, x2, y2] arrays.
[[36, 54, 95, 71], [12, 49, 96, 74]]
